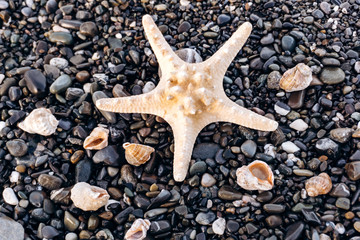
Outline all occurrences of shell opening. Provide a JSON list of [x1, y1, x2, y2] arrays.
[[249, 164, 269, 181]]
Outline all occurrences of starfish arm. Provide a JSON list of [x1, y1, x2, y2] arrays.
[[170, 119, 202, 182], [95, 93, 160, 115], [214, 99, 278, 131], [142, 15, 183, 70], [204, 22, 252, 80]]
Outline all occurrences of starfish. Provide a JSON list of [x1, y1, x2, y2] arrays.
[[96, 14, 278, 182]]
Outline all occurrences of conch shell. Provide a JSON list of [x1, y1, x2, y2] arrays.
[[123, 142, 155, 166], [70, 182, 110, 211], [236, 160, 274, 190], [279, 63, 312, 92], [305, 173, 332, 197], [83, 127, 109, 150], [125, 219, 151, 240], [18, 108, 59, 136]]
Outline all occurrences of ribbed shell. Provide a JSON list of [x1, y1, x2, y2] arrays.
[[83, 127, 109, 150], [18, 108, 58, 136], [125, 219, 151, 240], [279, 63, 312, 92], [123, 142, 155, 166], [236, 160, 274, 191], [305, 173, 332, 197]]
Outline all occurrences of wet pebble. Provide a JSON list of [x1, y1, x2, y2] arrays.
[[6, 139, 28, 157], [24, 69, 47, 95], [38, 174, 63, 190], [195, 211, 216, 225], [241, 140, 257, 158], [50, 75, 72, 94]]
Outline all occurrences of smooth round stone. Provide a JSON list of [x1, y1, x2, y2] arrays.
[[201, 173, 216, 187], [24, 69, 47, 95], [260, 33, 274, 45], [281, 36, 296, 52], [218, 185, 242, 200], [42, 226, 59, 238], [212, 218, 225, 235], [178, 21, 191, 33], [174, 205, 188, 216], [293, 169, 314, 177], [142, 81, 156, 93], [49, 58, 68, 69], [150, 220, 171, 235], [6, 139, 28, 157], [80, 22, 98, 37], [65, 233, 78, 240], [345, 161, 360, 180], [0, 216, 24, 240], [226, 220, 240, 233], [303, 16, 314, 24], [320, 67, 345, 85], [193, 143, 220, 159], [76, 70, 90, 82], [285, 222, 305, 240], [38, 174, 63, 190], [320, 2, 331, 14], [330, 128, 353, 143], [50, 75, 72, 94], [189, 161, 207, 176], [275, 101, 291, 115], [260, 47, 276, 60], [0, 1, 9, 9], [354, 222, 360, 233], [322, 58, 340, 66], [335, 198, 350, 210], [195, 211, 216, 225], [88, 215, 99, 231], [129, 50, 140, 65], [8, 86, 22, 101], [21, 7, 33, 17], [241, 140, 257, 158], [263, 204, 286, 214], [2, 188, 19, 205], [312, 9, 324, 19], [64, 211, 79, 231], [281, 141, 300, 153], [46, 0, 57, 13], [29, 191, 44, 207], [204, 32, 218, 38], [93, 146, 120, 166], [217, 14, 231, 26], [49, 32, 74, 45], [266, 215, 282, 228], [289, 119, 308, 131]]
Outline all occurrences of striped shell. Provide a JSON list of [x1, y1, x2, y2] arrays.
[[18, 108, 59, 136], [125, 219, 151, 240], [305, 173, 332, 197], [83, 127, 109, 150], [236, 160, 274, 191], [279, 63, 313, 92], [123, 142, 155, 166]]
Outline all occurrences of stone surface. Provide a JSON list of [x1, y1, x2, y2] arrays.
[[320, 67, 345, 85], [6, 139, 28, 157], [24, 69, 47, 95], [0, 216, 24, 240]]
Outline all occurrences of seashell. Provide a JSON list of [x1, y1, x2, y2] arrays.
[[18, 108, 59, 136], [279, 63, 313, 92], [70, 182, 110, 211], [236, 160, 274, 191], [83, 127, 109, 150], [125, 219, 151, 240], [123, 142, 155, 166], [305, 173, 332, 197]]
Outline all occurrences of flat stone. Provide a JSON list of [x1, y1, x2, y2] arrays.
[[335, 197, 350, 210], [241, 140, 257, 158], [289, 119, 308, 131], [330, 183, 350, 197], [218, 185, 242, 200], [93, 145, 120, 166], [193, 143, 220, 159], [263, 204, 286, 214], [195, 211, 216, 225], [285, 222, 304, 240], [201, 173, 216, 187], [80, 22, 98, 37], [330, 128, 353, 143], [6, 139, 28, 157], [92, 91, 117, 123], [178, 21, 191, 33], [38, 174, 63, 190], [320, 67, 345, 85], [49, 32, 74, 45], [345, 161, 360, 181], [0, 216, 24, 240], [282, 35, 296, 52], [266, 215, 282, 228], [24, 69, 47, 95], [189, 161, 207, 176], [50, 75, 72, 94]]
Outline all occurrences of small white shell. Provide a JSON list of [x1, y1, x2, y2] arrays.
[[123, 142, 155, 166], [70, 182, 110, 211], [125, 219, 151, 240], [83, 127, 109, 150], [279, 63, 312, 92], [18, 108, 58, 136], [236, 160, 274, 191]]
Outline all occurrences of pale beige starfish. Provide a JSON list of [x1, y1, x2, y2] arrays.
[[96, 14, 278, 182]]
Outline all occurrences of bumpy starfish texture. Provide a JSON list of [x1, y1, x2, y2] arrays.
[[96, 14, 279, 182]]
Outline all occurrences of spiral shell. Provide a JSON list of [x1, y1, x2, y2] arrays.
[[123, 142, 155, 166], [279, 63, 313, 92], [125, 219, 151, 240], [83, 127, 109, 150], [305, 173, 332, 197], [18, 108, 59, 136], [236, 160, 274, 191]]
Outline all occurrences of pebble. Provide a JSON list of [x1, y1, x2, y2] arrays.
[[201, 173, 216, 187], [281, 141, 300, 153], [50, 75, 72, 94], [345, 161, 360, 180], [267, 71, 281, 90], [313, 9, 324, 19], [289, 119, 308, 131], [320, 2, 331, 14], [93, 145, 120, 166], [218, 186, 242, 200], [189, 161, 207, 176], [293, 169, 314, 177], [49, 32, 74, 45], [354, 222, 360, 233], [241, 140, 257, 158], [178, 21, 191, 33], [38, 174, 63, 190], [266, 215, 282, 228], [226, 220, 240, 233], [275, 101, 291, 116], [80, 22, 98, 37], [42, 226, 59, 238], [193, 143, 220, 159], [217, 14, 231, 26], [64, 211, 79, 231], [0, 1, 9, 9], [0, 216, 24, 240], [330, 128, 353, 143], [2, 188, 19, 205], [315, 138, 339, 157], [150, 220, 171, 235], [6, 139, 28, 157], [322, 58, 340, 66], [195, 211, 216, 225], [303, 16, 314, 24], [263, 204, 286, 214], [330, 183, 350, 197], [65, 233, 78, 240], [260, 47, 276, 60], [261, 33, 274, 45], [49, 58, 69, 69], [212, 218, 226, 235], [29, 191, 44, 207], [92, 91, 117, 123], [24, 69, 47, 95], [335, 197, 350, 210], [285, 222, 304, 240], [281, 36, 296, 52], [320, 67, 345, 85]]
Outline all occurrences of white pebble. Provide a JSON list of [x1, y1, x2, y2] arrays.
[[26, 0, 33, 8], [212, 218, 226, 235], [264, 144, 276, 158], [319, 234, 331, 240], [65, 233, 78, 240], [93, 74, 109, 84], [142, 81, 156, 93], [83, 83, 92, 93], [9, 171, 20, 183], [281, 141, 300, 153], [0, 121, 6, 132], [274, 104, 290, 116], [289, 119, 308, 131], [49, 57, 69, 69], [0, 74, 5, 84], [115, 33, 122, 39], [53, 25, 70, 33], [335, 223, 345, 234], [2, 188, 19, 205], [92, 52, 101, 60]]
